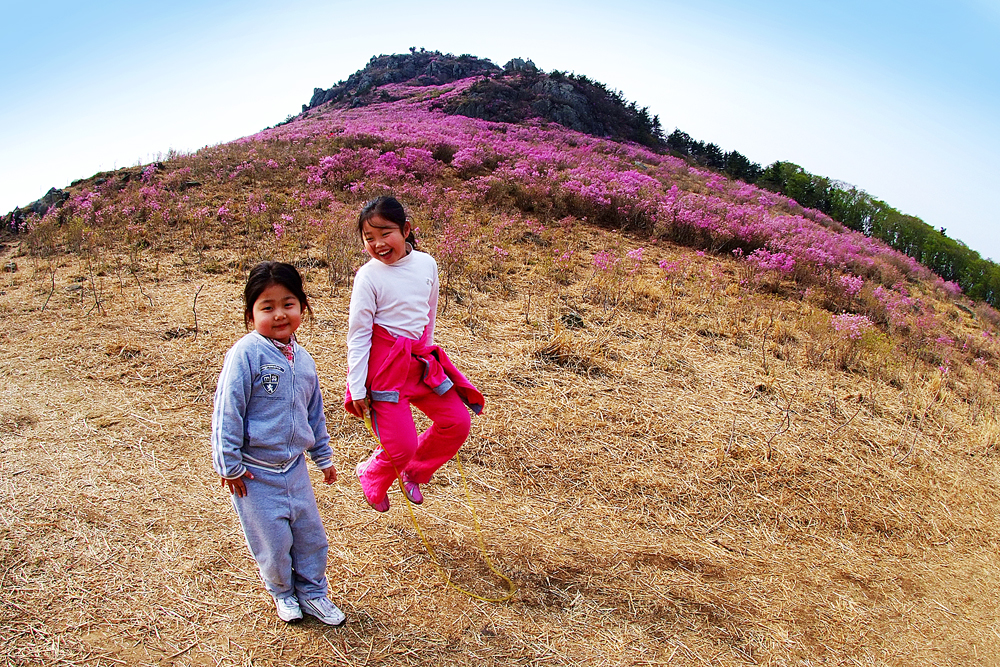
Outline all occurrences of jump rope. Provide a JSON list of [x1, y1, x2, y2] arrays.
[[362, 412, 517, 603]]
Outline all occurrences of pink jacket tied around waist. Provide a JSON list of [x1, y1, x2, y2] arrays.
[[345, 324, 484, 417]]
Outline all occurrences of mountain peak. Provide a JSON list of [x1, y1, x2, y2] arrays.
[[304, 48, 500, 110], [302, 49, 664, 149]]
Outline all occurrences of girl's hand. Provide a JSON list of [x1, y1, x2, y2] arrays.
[[221, 470, 254, 497], [322, 466, 338, 484], [351, 399, 371, 417]]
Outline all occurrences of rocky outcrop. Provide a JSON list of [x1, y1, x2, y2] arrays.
[[303, 49, 500, 111], [299, 50, 663, 148], [434, 70, 664, 148], [503, 58, 537, 73], [2, 187, 68, 233]]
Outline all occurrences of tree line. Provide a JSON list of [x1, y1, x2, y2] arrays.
[[666, 130, 1000, 307]]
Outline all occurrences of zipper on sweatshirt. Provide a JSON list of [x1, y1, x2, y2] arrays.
[[286, 355, 296, 459]]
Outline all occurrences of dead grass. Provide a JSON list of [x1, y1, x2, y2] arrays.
[[2, 236, 1000, 667]]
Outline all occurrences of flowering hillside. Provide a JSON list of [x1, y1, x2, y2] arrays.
[[4, 65, 1000, 666], [21, 72, 992, 359]]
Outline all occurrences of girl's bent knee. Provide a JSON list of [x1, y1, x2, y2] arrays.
[[438, 412, 471, 439]]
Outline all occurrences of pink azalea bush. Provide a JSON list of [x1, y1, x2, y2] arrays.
[[839, 274, 864, 297], [831, 314, 875, 340]]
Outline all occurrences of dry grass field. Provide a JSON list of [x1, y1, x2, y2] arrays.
[[2, 215, 1000, 667]]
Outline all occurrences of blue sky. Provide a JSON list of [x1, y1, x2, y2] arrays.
[[2, 0, 998, 259]]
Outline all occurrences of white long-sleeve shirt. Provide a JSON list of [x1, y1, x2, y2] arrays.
[[346, 248, 439, 400]]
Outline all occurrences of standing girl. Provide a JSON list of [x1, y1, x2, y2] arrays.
[[346, 196, 484, 512], [212, 261, 346, 626]]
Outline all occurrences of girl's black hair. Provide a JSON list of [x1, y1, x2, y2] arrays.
[[357, 195, 417, 247], [243, 261, 313, 329]]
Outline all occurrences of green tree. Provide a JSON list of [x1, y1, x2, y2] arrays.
[[723, 151, 762, 182]]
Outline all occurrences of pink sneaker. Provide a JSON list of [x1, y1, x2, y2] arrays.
[[401, 472, 423, 504], [366, 493, 390, 512], [356, 458, 390, 512]]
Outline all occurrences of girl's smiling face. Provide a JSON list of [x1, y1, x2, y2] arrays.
[[362, 215, 410, 265], [251, 283, 302, 344]]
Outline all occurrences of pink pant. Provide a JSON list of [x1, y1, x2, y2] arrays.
[[360, 358, 471, 503]]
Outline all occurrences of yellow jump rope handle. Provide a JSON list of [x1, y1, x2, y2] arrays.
[[362, 410, 516, 603]]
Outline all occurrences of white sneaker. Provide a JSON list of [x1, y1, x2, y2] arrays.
[[274, 595, 302, 622], [300, 596, 346, 626]]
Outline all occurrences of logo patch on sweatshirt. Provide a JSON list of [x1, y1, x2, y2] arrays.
[[262, 373, 279, 394]]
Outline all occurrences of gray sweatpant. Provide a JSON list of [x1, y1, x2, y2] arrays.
[[232, 454, 329, 601]]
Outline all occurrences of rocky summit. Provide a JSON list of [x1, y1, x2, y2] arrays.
[[302, 49, 664, 149]]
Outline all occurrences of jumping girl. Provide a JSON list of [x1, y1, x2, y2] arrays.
[[212, 261, 346, 626], [346, 196, 484, 512]]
